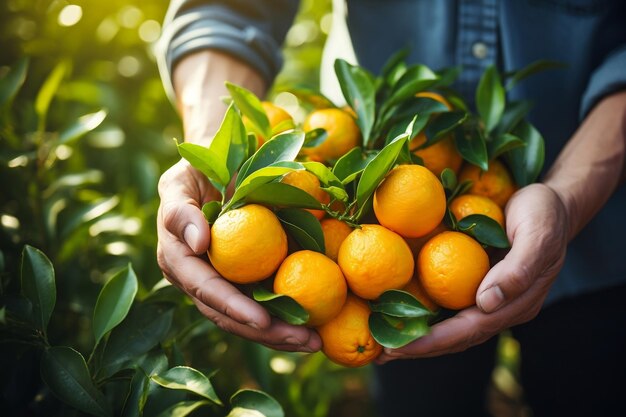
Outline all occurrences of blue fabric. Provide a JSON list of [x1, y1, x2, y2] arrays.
[[159, 0, 626, 306]]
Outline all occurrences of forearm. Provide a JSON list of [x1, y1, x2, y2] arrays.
[[173, 50, 267, 145], [543, 90, 626, 240]]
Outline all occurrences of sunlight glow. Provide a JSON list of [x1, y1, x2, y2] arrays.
[[58, 5, 83, 27]]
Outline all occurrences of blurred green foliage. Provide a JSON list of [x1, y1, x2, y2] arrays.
[[0, 0, 378, 416]]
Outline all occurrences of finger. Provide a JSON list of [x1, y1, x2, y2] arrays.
[[158, 235, 273, 330], [194, 300, 322, 353]]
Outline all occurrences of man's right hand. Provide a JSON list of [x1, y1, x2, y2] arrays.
[[156, 159, 322, 352]]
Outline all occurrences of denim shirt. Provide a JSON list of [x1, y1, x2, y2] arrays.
[[158, 0, 626, 306]]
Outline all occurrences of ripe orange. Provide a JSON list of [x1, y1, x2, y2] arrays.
[[449, 194, 505, 227], [373, 164, 446, 238], [404, 222, 448, 260], [417, 231, 490, 310], [281, 170, 330, 220], [244, 101, 295, 147], [300, 108, 361, 162], [320, 218, 353, 262], [458, 159, 516, 208], [317, 294, 383, 367], [338, 224, 414, 300], [273, 250, 347, 327], [209, 204, 287, 283], [402, 277, 439, 312]]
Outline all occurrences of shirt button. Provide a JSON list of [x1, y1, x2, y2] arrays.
[[472, 42, 489, 59]]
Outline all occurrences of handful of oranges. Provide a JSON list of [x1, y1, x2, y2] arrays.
[[177, 57, 546, 367]]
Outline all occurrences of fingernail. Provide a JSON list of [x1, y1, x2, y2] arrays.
[[478, 285, 505, 312], [183, 224, 200, 253]]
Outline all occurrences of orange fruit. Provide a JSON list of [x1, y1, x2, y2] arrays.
[[244, 101, 295, 147], [338, 224, 414, 300], [449, 194, 505, 228], [404, 223, 448, 260], [280, 170, 330, 220], [301, 108, 361, 162], [209, 204, 287, 283], [373, 164, 446, 238], [320, 218, 353, 262], [317, 294, 383, 367], [417, 231, 490, 310], [402, 277, 439, 312], [273, 250, 347, 327], [458, 159, 517, 208]]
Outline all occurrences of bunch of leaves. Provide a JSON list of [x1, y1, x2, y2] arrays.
[[0, 245, 285, 417]]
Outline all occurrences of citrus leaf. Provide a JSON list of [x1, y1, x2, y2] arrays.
[[455, 127, 488, 171], [457, 214, 510, 248], [476, 65, 505, 133], [493, 100, 533, 137], [121, 369, 150, 417], [0, 57, 28, 107], [488, 133, 525, 160], [155, 400, 210, 417], [434, 66, 462, 88], [271, 119, 295, 137], [35, 60, 70, 129], [440, 168, 457, 191], [59, 109, 107, 145], [226, 82, 270, 139], [384, 64, 438, 108], [93, 264, 138, 345], [202, 201, 222, 225], [334, 59, 375, 147], [332, 147, 375, 184], [243, 182, 323, 209], [151, 366, 222, 405], [505, 59, 567, 90], [210, 103, 247, 181], [369, 290, 432, 318], [303, 128, 327, 148], [423, 111, 468, 145], [41, 347, 112, 417], [229, 389, 284, 417], [177, 143, 228, 193], [505, 121, 545, 186], [381, 48, 409, 86], [369, 313, 430, 349], [321, 186, 349, 203], [276, 208, 324, 253], [301, 161, 344, 188], [288, 87, 336, 109], [252, 286, 309, 325], [355, 132, 409, 216], [228, 162, 301, 209], [236, 131, 305, 186], [21, 245, 55, 335]]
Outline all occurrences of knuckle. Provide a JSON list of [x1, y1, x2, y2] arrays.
[[507, 264, 533, 293]]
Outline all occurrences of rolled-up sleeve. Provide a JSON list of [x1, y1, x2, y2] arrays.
[[580, 45, 626, 119], [157, 0, 300, 102]]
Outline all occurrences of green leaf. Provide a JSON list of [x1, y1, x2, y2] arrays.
[[368, 313, 430, 349], [229, 389, 284, 417], [151, 366, 222, 405], [99, 303, 174, 379], [381, 49, 409, 86], [476, 65, 505, 133], [41, 347, 112, 417], [488, 133, 525, 160], [423, 111, 468, 145], [21, 245, 56, 335], [210, 103, 248, 181], [288, 87, 336, 109], [121, 369, 150, 417], [455, 127, 488, 171], [202, 201, 222, 225], [369, 290, 432, 318], [93, 264, 138, 346], [355, 133, 408, 215], [301, 161, 344, 189], [332, 147, 376, 184], [35, 60, 70, 130], [226, 82, 270, 139], [276, 208, 325, 253], [440, 168, 457, 191], [303, 128, 327, 148], [505, 121, 545, 186], [252, 286, 309, 325], [59, 110, 107, 145], [0, 57, 28, 107], [505, 60, 567, 90], [457, 214, 510, 248], [228, 162, 301, 209], [384, 65, 438, 108], [493, 100, 533, 137], [243, 182, 323, 209], [434, 66, 462, 88], [236, 131, 305, 186], [334, 59, 375, 146], [155, 401, 210, 417], [177, 143, 229, 193]]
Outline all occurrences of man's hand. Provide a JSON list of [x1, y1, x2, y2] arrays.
[[156, 159, 322, 352], [376, 183, 568, 361]]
